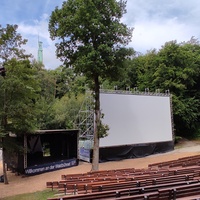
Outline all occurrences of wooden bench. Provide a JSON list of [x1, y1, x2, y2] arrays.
[[46, 178, 98, 191], [61, 168, 137, 180], [92, 179, 198, 194], [58, 178, 128, 194], [47, 175, 125, 191], [148, 155, 200, 169], [46, 181, 59, 190], [92, 180, 143, 193], [158, 182, 200, 199], [176, 194, 200, 200], [146, 173, 195, 185], [168, 166, 200, 175], [112, 192, 159, 200]]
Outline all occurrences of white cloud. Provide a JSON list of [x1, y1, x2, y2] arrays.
[[43, 45, 62, 69], [17, 14, 62, 69], [2, 0, 200, 69], [130, 18, 198, 53], [18, 14, 52, 45], [125, 0, 200, 53]]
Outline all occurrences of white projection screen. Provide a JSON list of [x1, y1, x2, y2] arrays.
[[100, 93, 173, 148]]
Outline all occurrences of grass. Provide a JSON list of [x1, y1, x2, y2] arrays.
[[1, 189, 57, 200]]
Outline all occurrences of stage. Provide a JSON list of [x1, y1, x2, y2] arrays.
[[5, 129, 79, 175]]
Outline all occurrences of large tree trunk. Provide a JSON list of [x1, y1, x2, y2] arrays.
[[91, 76, 100, 171]]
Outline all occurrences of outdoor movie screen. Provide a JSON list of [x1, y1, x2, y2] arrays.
[[99, 93, 173, 147]]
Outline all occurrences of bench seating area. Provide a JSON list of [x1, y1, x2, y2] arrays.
[[46, 155, 200, 200]]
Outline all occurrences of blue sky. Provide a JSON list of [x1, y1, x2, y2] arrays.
[[1, 0, 200, 69]]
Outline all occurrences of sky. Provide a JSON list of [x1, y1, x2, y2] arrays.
[[1, 0, 200, 69]]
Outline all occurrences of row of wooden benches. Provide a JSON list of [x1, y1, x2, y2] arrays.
[[148, 154, 200, 168], [47, 165, 200, 193], [46, 155, 200, 199], [48, 173, 200, 195], [47, 180, 200, 200]]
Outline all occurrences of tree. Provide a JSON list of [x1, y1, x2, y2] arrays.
[[49, 0, 133, 171], [0, 24, 30, 62], [0, 24, 39, 184], [52, 66, 86, 98], [32, 63, 86, 130], [153, 41, 200, 136], [51, 94, 85, 129]]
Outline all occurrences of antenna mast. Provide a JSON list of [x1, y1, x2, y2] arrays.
[[37, 35, 43, 64]]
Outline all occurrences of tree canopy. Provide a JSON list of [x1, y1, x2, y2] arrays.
[[0, 25, 39, 135], [0, 24, 30, 62], [0, 24, 40, 183]]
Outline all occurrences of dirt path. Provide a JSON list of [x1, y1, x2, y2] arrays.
[[0, 140, 200, 198]]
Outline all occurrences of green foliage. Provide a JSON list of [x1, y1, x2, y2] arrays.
[[172, 95, 200, 136], [154, 41, 200, 137], [0, 24, 31, 62], [36, 93, 84, 130], [34, 96, 56, 130], [34, 64, 86, 130], [0, 24, 40, 137], [53, 66, 86, 98], [0, 24, 40, 183], [174, 136, 182, 144], [0, 58, 40, 134], [51, 94, 84, 129], [98, 113, 109, 138], [49, 0, 134, 83]]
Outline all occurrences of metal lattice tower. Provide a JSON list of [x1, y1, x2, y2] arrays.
[[75, 92, 94, 140], [37, 40, 43, 64]]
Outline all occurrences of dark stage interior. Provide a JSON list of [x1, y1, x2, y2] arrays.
[[27, 130, 78, 167]]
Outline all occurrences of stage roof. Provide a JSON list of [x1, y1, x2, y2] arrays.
[[34, 129, 79, 134]]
